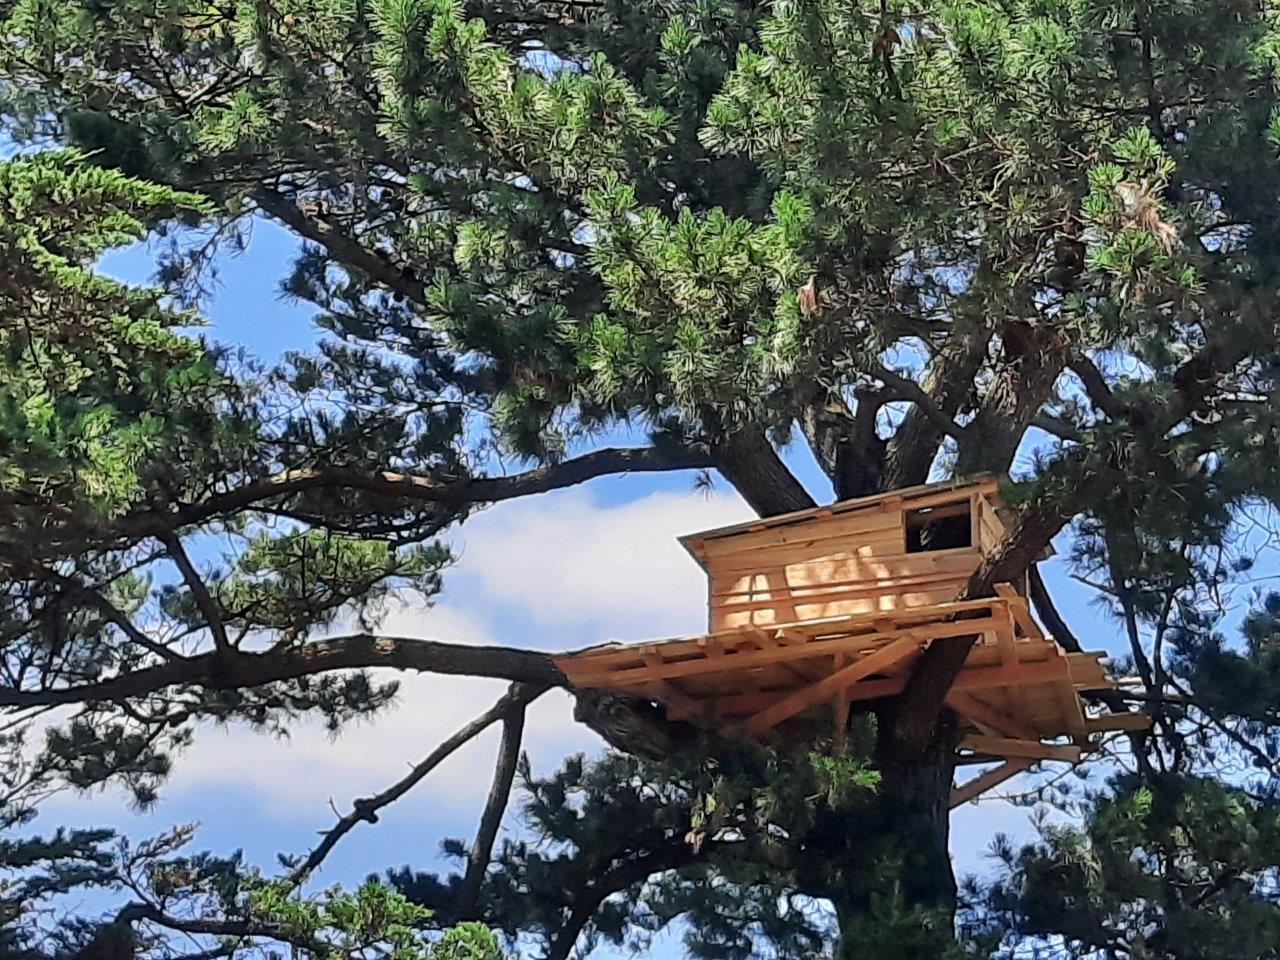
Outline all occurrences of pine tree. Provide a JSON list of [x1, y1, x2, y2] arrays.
[[3, 1, 1280, 957]]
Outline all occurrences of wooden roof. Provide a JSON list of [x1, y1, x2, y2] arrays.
[[680, 475, 1003, 567]]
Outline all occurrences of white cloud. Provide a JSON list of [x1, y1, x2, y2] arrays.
[[47, 486, 752, 829], [159, 605, 602, 819], [444, 486, 753, 639]]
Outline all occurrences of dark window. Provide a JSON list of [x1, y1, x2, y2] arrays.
[[905, 503, 972, 553]]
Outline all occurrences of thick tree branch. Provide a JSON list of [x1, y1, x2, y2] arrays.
[[872, 365, 969, 443], [118, 445, 715, 538], [887, 323, 1254, 751], [713, 431, 816, 517], [891, 491, 1075, 754], [117, 902, 324, 953], [458, 698, 528, 916], [0, 634, 564, 708], [1068, 357, 1122, 419], [1028, 566, 1082, 653], [881, 326, 991, 490], [293, 682, 544, 882]]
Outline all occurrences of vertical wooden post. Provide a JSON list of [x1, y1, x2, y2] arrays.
[[833, 652, 850, 749]]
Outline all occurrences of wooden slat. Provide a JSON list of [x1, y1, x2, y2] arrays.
[[738, 636, 924, 736], [708, 543, 980, 580], [994, 583, 1044, 641], [698, 643, 1079, 719], [945, 691, 1039, 740], [567, 614, 1003, 687], [1086, 712, 1152, 733], [682, 478, 1000, 560], [959, 735, 1082, 763], [743, 627, 809, 683], [698, 511, 906, 560], [558, 599, 1010, 677], [713, 559, 978, 601], [950, 758, 1034, 808], [716, 586, 969, 630]]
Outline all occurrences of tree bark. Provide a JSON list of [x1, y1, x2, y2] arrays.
[[816, 711, 960, 960], [459, 703, 527, 916], [713, 431, 817, 517]]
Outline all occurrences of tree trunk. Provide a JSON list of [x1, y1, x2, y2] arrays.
[[825, 711, 960, 960], [713, 430, 817, 516]]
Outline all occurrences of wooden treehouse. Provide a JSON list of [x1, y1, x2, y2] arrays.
[[554, 477, 1147, 807]]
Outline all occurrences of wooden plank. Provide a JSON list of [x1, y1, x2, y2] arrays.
[[681, 477, 1001, 560], [698, 511, 907, 561], [743, 627, 809, 683], [945, 691, 1039, 740], [994, 583, 1045, 641], [1086, 712, 1152, 733], [716, 585, 970, 629], [739, 636, 924, 736], [1055, 672, 1091, 741], [975, 494, 1007, 556], [713, 557, 978, 600], [1067, 652, 1115, 690], [559, 597, 1018, 674], [950, 758, 1034, 808], [706, 537, 922, 579], [960, 735, 1082, 763], [571, 615, 1002, 688], [711, 654, 1077, 719], [708, 542, 980, 579]]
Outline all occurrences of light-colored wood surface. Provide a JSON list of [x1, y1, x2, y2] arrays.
[[950, 758, 1035, 808], [555, 478, 1141, 807]]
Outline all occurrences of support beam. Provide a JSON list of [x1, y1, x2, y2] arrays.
[[1086, 712, 1152, 733], [950, 758, 1035, 808], [571, 614, 1002, 688], [738, 636, 923, 736], [945, 691, 1038, 740], [959, 734, 1082, 763], [994, 583, 1045, 640]]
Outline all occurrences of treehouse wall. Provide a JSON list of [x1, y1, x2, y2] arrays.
[[685, 481, 1010, 632]]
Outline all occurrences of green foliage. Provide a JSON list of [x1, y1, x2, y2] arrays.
[[388, 737, 883, 960], [966, 775, 1280, 959], [5, 0, 1280, 958]]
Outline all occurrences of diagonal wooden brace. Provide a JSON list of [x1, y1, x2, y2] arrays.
[[738, 635, 923, 736], [950, 757, 1035, 808]]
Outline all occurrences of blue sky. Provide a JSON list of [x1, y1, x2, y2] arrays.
[[49, 217, 1160, 947]]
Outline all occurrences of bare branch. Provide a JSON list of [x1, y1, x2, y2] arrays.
[[293, 682, 546, 883], [1068, 357, 1122, 419], [159, 532, 231, 654], [872, 364, 968, 443], [254, 189, 427, 304], [459, 699, 528, 916]]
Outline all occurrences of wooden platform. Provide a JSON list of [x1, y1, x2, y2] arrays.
[[556, 478, 1146, 806]]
